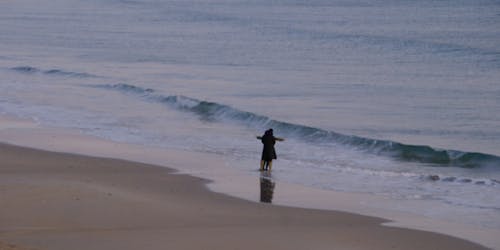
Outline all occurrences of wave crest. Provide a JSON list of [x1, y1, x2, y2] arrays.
[[93, 83, 500, 169], [10, 66, 95, 78]]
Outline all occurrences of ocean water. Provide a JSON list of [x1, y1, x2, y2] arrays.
[[1, 0, 500, 230]]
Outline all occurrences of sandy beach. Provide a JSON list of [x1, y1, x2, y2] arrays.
[[0, 142, 486, 250]]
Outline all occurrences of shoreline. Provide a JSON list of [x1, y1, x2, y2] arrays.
[[0, 114, 498, 249], [0, 143, 486, 250]]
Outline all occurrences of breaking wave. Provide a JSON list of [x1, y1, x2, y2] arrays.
[[10, 66, 96, 78], [93, 83, 500, 169], [11, 66, 39, 73]]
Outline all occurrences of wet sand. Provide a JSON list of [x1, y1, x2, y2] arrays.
[[0, 143, 486, 250]]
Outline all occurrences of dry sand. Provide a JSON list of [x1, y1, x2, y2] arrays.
[[0, 143, 486, 250]]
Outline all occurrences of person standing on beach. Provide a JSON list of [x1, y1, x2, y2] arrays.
[[257, 129, 284, 171]]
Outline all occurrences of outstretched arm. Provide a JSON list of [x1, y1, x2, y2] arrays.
[[275, 137, 285, 141], [256, 136, 262, 139]]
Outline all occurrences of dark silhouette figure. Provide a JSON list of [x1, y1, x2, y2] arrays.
[[256, 129, 284, 171], [259, 172, 275, 203]]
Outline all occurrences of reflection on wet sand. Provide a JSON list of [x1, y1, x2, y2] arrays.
[[259, 172, 275, 203]]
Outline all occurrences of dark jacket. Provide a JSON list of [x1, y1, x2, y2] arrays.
[[261, 130, 277, 161]]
